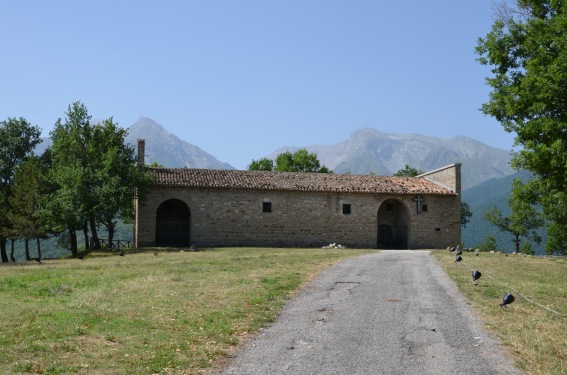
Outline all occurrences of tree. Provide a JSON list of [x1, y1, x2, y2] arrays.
[[248, 158, 274, 171], [44, 102, 151, 255], [91, 118, 151, 246], [476, 1, 567, 254], [461, 202, 473, 228], [8, 156, 50, 260], [483, 180, 543, 253], [0, 117, 41, 262], [249, 149, 332, 173], [46, 102, 94, 255], [393, 164, 424, 177]]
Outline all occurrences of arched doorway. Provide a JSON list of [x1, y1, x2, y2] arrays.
[[156, 199, 190, 247], [377, 199, 409, 249]]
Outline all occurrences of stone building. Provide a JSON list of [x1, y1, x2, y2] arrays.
[[134, 148, 461, 249]]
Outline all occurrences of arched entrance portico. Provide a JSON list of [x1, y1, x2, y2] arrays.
[[156, 199, 190, 247], [377, 199, 409, 249]]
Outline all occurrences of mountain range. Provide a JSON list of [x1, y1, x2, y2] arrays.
[[269, 128, 514, 189], [127, 118, 514, 189], [35, 117, 515, 190]]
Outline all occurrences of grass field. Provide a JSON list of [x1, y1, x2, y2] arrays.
[[3, 248, 565, 374], [431, 250, 567, 375], [0, 247, 374, 374]]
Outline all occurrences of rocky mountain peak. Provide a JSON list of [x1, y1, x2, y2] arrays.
[[125, 118, 234, 170]]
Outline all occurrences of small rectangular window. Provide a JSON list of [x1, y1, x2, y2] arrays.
[[422, 204, 428, 212], [386, 204, 394, 212], [262, 202, 272, 213], [342, 204, 351, 215]]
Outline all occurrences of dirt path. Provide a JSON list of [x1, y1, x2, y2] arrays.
[[217, 250, 520, 375]]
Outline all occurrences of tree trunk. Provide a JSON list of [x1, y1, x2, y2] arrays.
[[0, 240, 8, 263], [24, 239, 31, 260], [25, 238, 30, 260], [24, 238, 29, 259], [69, 226, 78, 256], [83, 221, 90, 250], [514, 235, 521, 253], [89, 215, 100, 249], [10, 239, 16, 262], [108, 221, 115, 248], [36, 237, 41, 259]]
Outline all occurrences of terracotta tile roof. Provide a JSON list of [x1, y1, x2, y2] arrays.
[[149, 168, 457, 195]]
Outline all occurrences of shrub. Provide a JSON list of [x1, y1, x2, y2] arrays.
[[478, 235, 497, 252], [520, 240, 535, 255]]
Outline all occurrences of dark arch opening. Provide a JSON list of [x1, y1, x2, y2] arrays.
[[377, 199, 409, 249], [156, 199, 190, 247]]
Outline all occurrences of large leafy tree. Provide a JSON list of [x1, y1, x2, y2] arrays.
[[0, 117, 41, 262], [45, 102, 150, 255], [91, 117, 151, 246], [249, 149, 332, 173], [476, 0, 567, 254], [8, 156, 50, 260], [248, 158, 274, 171], [483, 179, 544, 253], [47, 102, 95, 255]]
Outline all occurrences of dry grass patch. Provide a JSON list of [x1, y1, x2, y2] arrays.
[[0, 247, 373, 374], [431, 250, 567, 375]]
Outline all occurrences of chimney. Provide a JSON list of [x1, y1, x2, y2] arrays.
[[137, 139, 145, 167]]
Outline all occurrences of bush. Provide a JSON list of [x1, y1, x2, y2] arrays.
[[478, 235, 497, 252], [520, 240, 535, 255]]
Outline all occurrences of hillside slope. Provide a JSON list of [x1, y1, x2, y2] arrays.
[[461, 170, 546, 254]]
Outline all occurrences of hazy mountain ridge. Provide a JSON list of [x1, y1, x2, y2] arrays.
[[126, 117, 234, 169], [270, 128, 514, 189], [35, 119, 514, 190], [34, 117, 235, 170]]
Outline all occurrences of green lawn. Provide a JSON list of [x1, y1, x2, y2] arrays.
[[3, 248, 564, 374], [432, 250, 567, 375], [0, 247, 374, 374]]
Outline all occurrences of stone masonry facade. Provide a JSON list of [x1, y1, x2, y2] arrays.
[[135, 164, 462, 249]]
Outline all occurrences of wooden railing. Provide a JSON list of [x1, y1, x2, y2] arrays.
[[90, 238, 133, 250]]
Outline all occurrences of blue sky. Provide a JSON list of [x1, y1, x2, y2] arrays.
[[1, 1, 514, 170]]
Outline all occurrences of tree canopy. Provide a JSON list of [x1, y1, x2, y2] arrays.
[[0, 117, 41, 262], [393, 164, 424, 177], [41, 102, 149, 256], [0, 103, 149, 261], [476, 0, 567, 254], [483, 179, 543, 253], [249, 149, 332, 173]]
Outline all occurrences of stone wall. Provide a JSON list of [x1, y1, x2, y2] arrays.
[[136, 186, 460, 249], [419, 163, 462, 195]]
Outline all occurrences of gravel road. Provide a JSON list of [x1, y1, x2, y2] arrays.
[[217, 250, 520, 375]]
